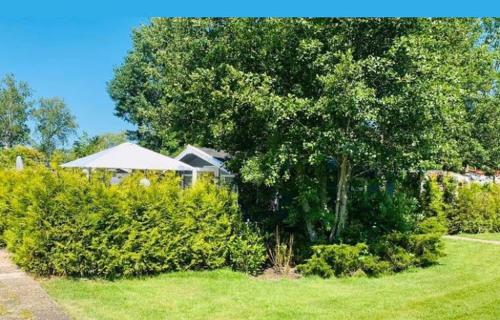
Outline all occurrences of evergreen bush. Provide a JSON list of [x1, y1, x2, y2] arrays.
[[298, 217, 444, 278], [0, 167, 265, 277], [422, 176, 499, 234]]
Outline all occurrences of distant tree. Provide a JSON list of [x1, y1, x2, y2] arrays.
[[72, 131, 127, 157], [0, 74, 32, 148], [464, 92, 500, 174], [32, 98, 78, 160], [465, 18, 500, 174], [110, 18, 499, 241]]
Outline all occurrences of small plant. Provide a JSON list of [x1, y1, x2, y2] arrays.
[[228, 223, 266, 275], [267, 226, 294, 274]]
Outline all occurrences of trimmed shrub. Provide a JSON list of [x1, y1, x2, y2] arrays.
[[345, 186, 420, 244], [0, 146, 46, 168], [227, 223, 267, 275], [447, 183, 499, 234], [0, 167, 265, 277], [422, 176, 448, 226], [296, 255, 334, 278], [315, 243, 370, 277], [297, 243, 391, 278], [422, 176, 500, 234]]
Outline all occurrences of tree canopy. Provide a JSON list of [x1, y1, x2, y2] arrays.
[[72, 131, 128, 158], [0, 74, 32, 148], [32, 97, 78, 160], [109, 18, 499, 241]]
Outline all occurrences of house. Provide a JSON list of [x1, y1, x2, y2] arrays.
[[424, 169, 500, 186], [175, 145, 235, 186]]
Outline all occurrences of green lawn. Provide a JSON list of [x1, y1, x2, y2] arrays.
[[43, 239, 500, 320], [457, 233, 500, 241]]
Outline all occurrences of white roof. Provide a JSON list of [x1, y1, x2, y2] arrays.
[[61, 142, 194, 171]]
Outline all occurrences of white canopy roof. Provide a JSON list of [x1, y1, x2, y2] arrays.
[[61, 142, 194, 171]]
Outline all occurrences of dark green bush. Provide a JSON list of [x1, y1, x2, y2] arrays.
[[0, 167, 265, 277], [297, 243, 391, 278], [374, 220, 444, 271], [298, 217, 444, 278], [295, 255, 334, 278], [345, 186, 420, 244]]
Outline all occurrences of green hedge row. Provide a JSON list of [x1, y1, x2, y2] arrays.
[[0, 167, 265, 277], [423, 176, 500, 234], [0, 146, 46, 169]]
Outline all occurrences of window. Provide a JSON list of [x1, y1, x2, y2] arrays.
[[182, 174, 192, 188]]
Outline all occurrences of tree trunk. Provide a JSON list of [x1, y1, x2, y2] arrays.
[[302, 200, 318, 242], [329, 155, 351, 242], [305, 220, 318, 242]]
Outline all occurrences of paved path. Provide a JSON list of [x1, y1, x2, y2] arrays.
[[0, 250, 69, 320], [443, 235, 500, 245]]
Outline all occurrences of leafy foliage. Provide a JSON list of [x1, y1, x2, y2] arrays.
[[32, 97, 78, 160], [297, 243, 390, 278], [0, 145, 46, 169], [0, 74, 32, 148], [421, 176, 500, 234], [71, 132, 128, 158], [0, 168, 265, 277], [345, 183, 421, 244], [109, 18, 499, 242], [448, 183, 500, 233]]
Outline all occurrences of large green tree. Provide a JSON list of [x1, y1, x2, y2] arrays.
[[32, 98, 78, 160], [109, 18, 499, 241], [0, 74, 32, 148]]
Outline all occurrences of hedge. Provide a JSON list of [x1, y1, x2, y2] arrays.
[[423, 176, 500, 234], [0, 146, 46, 169], [0, 167, 265, 277]]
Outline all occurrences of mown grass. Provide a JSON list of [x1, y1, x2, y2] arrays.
[[43, 239, 500, 320], [457, 233, 500, 241]]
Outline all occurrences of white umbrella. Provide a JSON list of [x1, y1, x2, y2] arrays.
[[61, 142, 194, 171]]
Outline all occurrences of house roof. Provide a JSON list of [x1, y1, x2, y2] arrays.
[[175, 145, 232, 174], [197, 147, 231, 162], [61, 142, 194, 171]]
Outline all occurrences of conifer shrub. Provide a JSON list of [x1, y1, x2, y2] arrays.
[[447, 183, 500, 234], [0, 167, 265, 277], [422, 176, 500, 234], [0, 146, 46, 168], [298, 218, 444, 278]]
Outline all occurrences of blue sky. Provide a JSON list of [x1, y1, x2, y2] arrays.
[[0, 17, 147, 138]]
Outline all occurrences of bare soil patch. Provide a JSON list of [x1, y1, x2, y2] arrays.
[[256, 267, 302, 280]]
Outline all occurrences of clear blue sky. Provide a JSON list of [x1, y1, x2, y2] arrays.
[[0, 17, 147, 137]]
